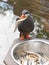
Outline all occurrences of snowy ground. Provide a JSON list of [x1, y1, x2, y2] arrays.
[[0, 10, 19, 65]]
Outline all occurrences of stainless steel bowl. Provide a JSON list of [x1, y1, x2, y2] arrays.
[[11, 39, 49, 65]]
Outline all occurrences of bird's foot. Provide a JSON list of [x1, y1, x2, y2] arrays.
[[20, 35, 24, 40], [26, 33, 31, 39]]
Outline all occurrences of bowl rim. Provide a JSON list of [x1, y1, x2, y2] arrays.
[[11, 39, 49, 65]]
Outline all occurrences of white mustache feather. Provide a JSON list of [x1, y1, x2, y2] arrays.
[[14, 15, 28, 32]]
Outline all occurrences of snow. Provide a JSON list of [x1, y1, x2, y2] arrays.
[[0, 10, 19, 65]]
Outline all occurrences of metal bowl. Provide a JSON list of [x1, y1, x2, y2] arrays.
[[11, 39, 49, 65]]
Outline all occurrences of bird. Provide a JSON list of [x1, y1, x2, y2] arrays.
[[14, 10, 34, 40]]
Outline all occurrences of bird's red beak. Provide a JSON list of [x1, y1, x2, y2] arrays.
[[20, 14, 26, 19]]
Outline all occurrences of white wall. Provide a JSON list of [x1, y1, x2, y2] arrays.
[[0, 10, 19, 64]]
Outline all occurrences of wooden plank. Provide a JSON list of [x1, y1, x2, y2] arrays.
[[30, 4, 49, 15], [26, 1, 49, 13], [26, 0, 49, 8]]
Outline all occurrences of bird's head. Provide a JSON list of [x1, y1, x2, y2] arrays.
[[20, 9, 31, 19]]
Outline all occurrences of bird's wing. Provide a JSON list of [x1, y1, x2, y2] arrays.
[[14, 15, 28, 32]]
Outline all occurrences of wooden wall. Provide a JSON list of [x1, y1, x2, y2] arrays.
[[12, 0, 49, 20]]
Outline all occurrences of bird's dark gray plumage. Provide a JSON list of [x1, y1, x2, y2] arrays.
[[18, 10, 34, 33]]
